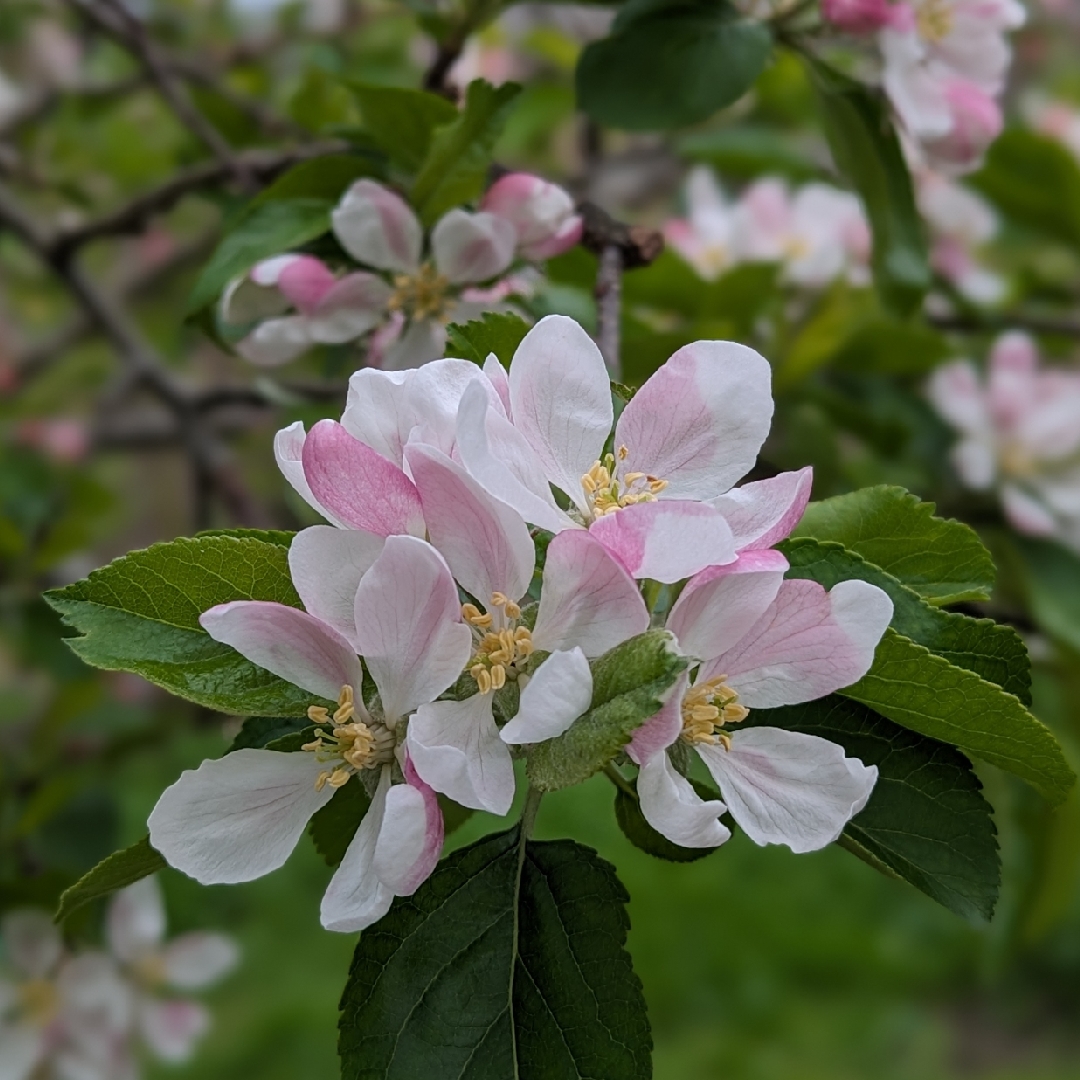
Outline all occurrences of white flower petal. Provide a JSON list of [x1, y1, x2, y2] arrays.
[[431, 209, 516, 284], [331, 180, 422, 273], [0, 911, 62, 979], [0, 1023, 44, 1080], [499, 648, 593, 745], [372, 762, 443, 896], [236, 316, 313, 367], [139, 999, 210, 1064], [274, 421, 345, 527], [106, 877, 165, 965], [382, 319, 447, 370], [709, 468, 814, 551], [160, 933, 239, 990], [637, 751, 730, 849]]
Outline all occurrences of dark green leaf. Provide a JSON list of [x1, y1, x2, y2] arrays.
[[347, 83, 459, 172], [793, 485, 995, 606], [678, 125, 820, 181], [411, 80, 521, 227], [44, 536, 317, 717], [55, 837, 166, 923], [576, 0, 772, 130], [186, 198, 332, 314], [228, 716, 311, 751], [527, 630, 688, 792], [755, 696, 999, 920], [807, 59, 930, 315], [614, 780, 715, 863], [246, 155, 377, 208], [196, 527, 295, 547], [445, 312, 531, 365], [338, 827, 651, 1079], [1013, 536, 1080, 653], [309, 780, 371, 867], [842, 628, 1075, 804]]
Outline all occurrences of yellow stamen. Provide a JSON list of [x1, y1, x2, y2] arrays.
[[680, 676, 748, 748], [581, 452, 668, 518], [386, 262, 451, 322], [304, 685, 393, 789], [467, 594, 535, 693], [916, 0, 954, 42]]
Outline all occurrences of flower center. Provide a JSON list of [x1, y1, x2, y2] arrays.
[[581, 446, 668, 519], [18, 978, 58, 1027], [303, 685, 395, 791], [387, 262, 451, 322], [999, 438, 1038, 479], [464, 593, 535, 694], [917, 0, 954, 42], [132, 952, 168, 988], [680, 676, 749, 750]]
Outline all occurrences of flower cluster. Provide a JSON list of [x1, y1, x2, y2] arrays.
[[665, 167, 870, 286], [0, 878, 236, 1080], [929, 331, 1080, 552], [221, 173, 581, 369], [822, 0, 1026, 174], [148, 315, 894, 933]]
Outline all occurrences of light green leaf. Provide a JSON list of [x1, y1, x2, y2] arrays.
[[245, 155, 377, 208], [411, 80, 521, 227], [792, 485, 995, 605], [841, 629, 1075, 804], [678, 124, 820, 181], [755, 696, 999, 920], [338, 826, 651, 1079], [347, 82, 459, 172], [1013, 536, 1080, 653], [576, 0, 771, 130], [44, 536, 317, 717], [445, 311, 530, 365], [55, 837, 166, 923], [196, 527, 295, 547], [526, 629, 688, 792]]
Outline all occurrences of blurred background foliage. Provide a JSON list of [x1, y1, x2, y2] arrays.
[[2, 0, 1080, 1076]]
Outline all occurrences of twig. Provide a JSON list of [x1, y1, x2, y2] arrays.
[[578, 201, 664, 270], [596, 244, 624, 378]]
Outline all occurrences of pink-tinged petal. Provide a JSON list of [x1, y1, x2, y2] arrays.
[[987, 331, 1038, 422], [704, 579, 893, 708], [331, 180, 422, 273], [1001, 483, 1058, 538], [276, 255, 337, 314], [615, 340, 773, 500], [56, 951, 132, 1033], [250, 254, 302, 286], [148, 751, 333, 885], [480, 173, 582, 261], [952, 437, 996, 490], [710, 468, 814, 550], [321, 770, 394, 933], [236, 316, 312, 367], [523, 215, 583, 260], [431, 209, 516, 284], [0, 911, 62, 979], [405, 442, 534, 606], [531, 530, 649, 656], [483, 354, 512, 416], [667, 551, 789, 663], [637, 751, 730, 849], [698, 727, 877, 853], [274, 422, 345, 527], [200, 600, 362, 702], [499, 648, 593, 745], [302, 419, 425, 538], [0, 1024, 43, 1080], [353, 535, 473, 724], [139, 999, 210, 1064], [307, 273, 392, 344], [373, 755, 443, 895], [927, 360, 990, 436], [408, 695, 515, 814], [588, 501, 736, 584], [160, 933, 238, 991], [289, 526, 385, 648], [1017, 391, 1080, 462], [626, 672, 688, 765], [106, 877, 165, 964], [457, 380, 575, 534], [507, 315, 613, 511], [382, 319, 448, 371]]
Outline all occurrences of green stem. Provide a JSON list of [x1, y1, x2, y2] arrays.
[[603, 763, 637, 799], [519, 785, 543, 841]]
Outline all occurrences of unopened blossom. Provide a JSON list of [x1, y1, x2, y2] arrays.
[[149, 535, 468, 932], [481, 173, 583, 260], [222, 179, 517, 369], [1023, 94, 1080, 162], [626, 551, 893, 852], [0, 910, 132, 1080], [821, 0, 902, 33], [664, 167, 743, 281], [917, 172, 1006, 304], [928, 333, 1080, 553], [458, 315, 814, 583], [106, 878, 238, 1065]]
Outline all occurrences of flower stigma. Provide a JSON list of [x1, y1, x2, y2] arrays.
[[916, 0, 954, 42], [303, 685, 395, 791], [680, 676, 749, 751], [464, 593, 534, 694], [386, 262, 451, 322], [581, 445, 668, 519]]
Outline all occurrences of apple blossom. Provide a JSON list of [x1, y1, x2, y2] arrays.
[[626, 552, 893, 852], [821, 0, 902, 33], [664, 166, 742, 281], [1024, 94, 1080, 162], [481, 172, 583, 260], [148, 534, 470, 932], [928, 333, 1080, 553]]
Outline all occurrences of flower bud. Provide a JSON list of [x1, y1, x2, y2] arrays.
[[481, 173, 583, 260], [821, 0, 902, 33], [924, 79, 1003, 175]]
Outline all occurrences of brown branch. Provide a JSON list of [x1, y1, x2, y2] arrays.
[[595, 245, 624, 378], [578, 202, 664, 270]]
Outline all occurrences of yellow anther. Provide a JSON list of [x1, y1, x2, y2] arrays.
[[617, 445, 629, 460], [387, 263, 451, 322], [308, 705, 329, 724], [327, 768, 351, 789], [582, 454, 667, 518], [916, 0, 953, 41], [505, 600, 522, 620], [462, 603, 493, 628], [490, 665, 507, 690], [467, 601, 535, 693], [680, 676, 747, 748]]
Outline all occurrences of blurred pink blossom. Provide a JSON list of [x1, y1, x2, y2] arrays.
[[821, 0, 903, 33], [16, 419, 90, 463], [1023, 95, 1080, 161], [481, 173, 582, 260]]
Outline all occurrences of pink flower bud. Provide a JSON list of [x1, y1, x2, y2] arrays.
[[275, 255, 338, 315], [924, 79, 1004, 174], [821, 0, 902, 33], [481, 173, 583, 261]]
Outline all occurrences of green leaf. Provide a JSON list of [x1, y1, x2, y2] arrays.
[[309, 779, 370, 867], [245, 155, 377, 208], [614, 779, 715, 863], [576, 0, 772, 130], [527, 630, 688, 792], [44, 536, 317, 717], [807, 58, 930, 315], [186, 198, 332, 314], [228, 716, 310, 751], [1013, 536, 1080, 653], [347, 82, 459, 172], [196, 527, 295, 547], [793, 485, 995, 606], [678, 125, 820, 181], [411, 80, 521, 227], [55, 837, 166, 923], [842, 629, 1075, 804], [756, 696, 999, 920], [780, 537, 1030, 703], [445, 312, 531, 365], [971, 128, 1080, 252], [338, 826, 651, 1079]]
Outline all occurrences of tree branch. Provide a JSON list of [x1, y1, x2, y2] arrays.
[[578, 201, 664, 270], [595, 245, 624, 378]]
